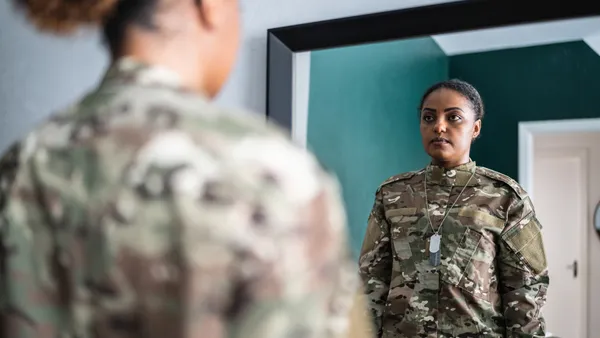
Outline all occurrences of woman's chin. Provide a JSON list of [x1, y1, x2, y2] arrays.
[[427, 150, 453, 164]]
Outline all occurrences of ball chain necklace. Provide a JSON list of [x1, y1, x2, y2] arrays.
[[423, 167, 476, 266]]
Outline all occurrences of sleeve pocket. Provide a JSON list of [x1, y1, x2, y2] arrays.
[[502, 216, 548, 275]]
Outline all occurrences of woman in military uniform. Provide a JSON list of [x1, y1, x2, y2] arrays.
[[359, 79, 549, 338]]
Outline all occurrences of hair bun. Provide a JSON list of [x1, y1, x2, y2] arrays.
[[13, 0, 119, 34]]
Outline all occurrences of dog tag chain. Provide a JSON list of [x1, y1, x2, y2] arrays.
[[424, 168, 476, 267]]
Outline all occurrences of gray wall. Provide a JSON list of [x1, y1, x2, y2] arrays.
[[0, 0, 108, 151]]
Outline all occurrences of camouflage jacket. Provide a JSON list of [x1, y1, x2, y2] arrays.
[[0, 58, 362, 338], [359, 161, 549, 338]]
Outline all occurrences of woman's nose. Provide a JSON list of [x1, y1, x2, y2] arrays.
[[433, 120, 447, 134]]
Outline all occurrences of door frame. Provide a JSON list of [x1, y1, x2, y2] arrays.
[[519, 118, 600, 200], [518, 117, 600, 338]]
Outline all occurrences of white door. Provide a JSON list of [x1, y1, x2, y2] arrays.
[[532, 131, 600, 338]]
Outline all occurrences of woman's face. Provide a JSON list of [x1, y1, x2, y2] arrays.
[[419, 88, 481, 167]]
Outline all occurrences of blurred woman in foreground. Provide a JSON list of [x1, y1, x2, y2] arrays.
[[0, 0, 369, 337]]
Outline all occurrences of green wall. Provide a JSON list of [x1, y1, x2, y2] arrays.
[[307, 37, 448, 257], [450, 41, 600, 180]]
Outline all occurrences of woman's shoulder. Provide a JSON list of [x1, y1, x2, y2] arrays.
[[476, 166, 529, 200], [48, 81, 286, 143], [378, 168, 426, 190]]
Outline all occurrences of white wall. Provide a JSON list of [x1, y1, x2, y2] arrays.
[[0, 0, 454, 151]]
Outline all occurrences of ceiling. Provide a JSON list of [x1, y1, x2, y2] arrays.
[[432, 16, 600, 56]]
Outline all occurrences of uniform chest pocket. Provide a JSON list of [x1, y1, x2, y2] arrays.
[[386, 207, 426, 278], [442, 226, 497, 302]]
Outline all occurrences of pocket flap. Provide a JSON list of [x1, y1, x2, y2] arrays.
[[385, 207, 417, 217], [385, 207, 418, 223], [458, 207, 505, 229]]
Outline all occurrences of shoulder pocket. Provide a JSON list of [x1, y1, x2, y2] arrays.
[[502, 216, 547, 275]]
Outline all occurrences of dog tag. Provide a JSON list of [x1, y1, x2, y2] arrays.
[[429, 234, 441, 266], [429, 250, 441, 266], [429, 234, 441, 253]]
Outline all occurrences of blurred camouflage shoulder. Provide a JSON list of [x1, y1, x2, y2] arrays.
[[22, 82, 338, 219], [475, 166, 528, 200], [71, 85, 291, 142], [0, 143, 21, 211]]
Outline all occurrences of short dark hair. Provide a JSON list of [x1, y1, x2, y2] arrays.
[[419, 79, 485, 121]]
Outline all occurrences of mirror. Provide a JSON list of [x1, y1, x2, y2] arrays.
[[267, 2, 600, 338]]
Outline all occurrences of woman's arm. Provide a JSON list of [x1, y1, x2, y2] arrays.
[[358, 188, 392, 338], [497, 196, 550, 338]]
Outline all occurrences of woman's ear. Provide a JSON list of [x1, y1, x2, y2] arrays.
[[473, 119, 482, 139], [196, 0, 227, 30]]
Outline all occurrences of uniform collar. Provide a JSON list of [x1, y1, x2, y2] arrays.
[[425, 160, 478, 186], [100, 57, 206, 98]]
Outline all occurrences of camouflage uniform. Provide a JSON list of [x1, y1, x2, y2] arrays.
[[359, 161, 549, 338], [0, 58, 362, 338]]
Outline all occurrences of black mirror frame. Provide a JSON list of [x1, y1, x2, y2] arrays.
[[265, 0, 600, 132], [595, 200, 600, 237]]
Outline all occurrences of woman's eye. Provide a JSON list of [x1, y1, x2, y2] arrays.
[[423, 115, 434, 122], [449, 114, 462, 121]]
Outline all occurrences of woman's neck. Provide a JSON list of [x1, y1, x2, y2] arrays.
[[431, 157, 471, 169]]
